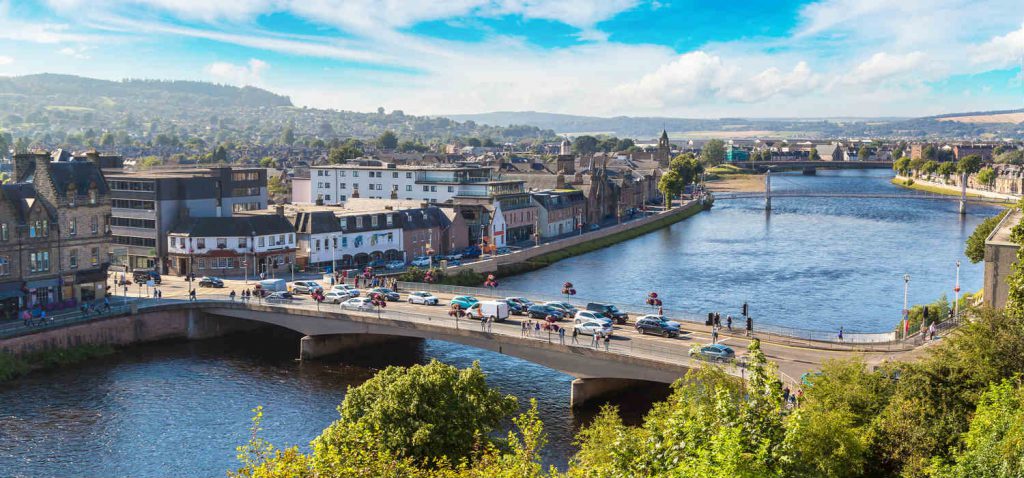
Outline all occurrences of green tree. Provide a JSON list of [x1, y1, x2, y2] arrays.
[[922, 144, 938, 160], [894, 157, 911, 176], [909, 157, 926, 175], [615, 138, 635, 151], [700, 139, 727, 166], [957, 154, 983, 175], [466, 137, 482, 147], [809, 147, 819, 161], [921, 160, 938, 176], [965, 210, 1009, 263], [135, 156, 163, 169], [258, 156, 277, 168], [658, 170, 683, 207], [936, 379, 1024, 478], [280, 127, 295, 146], [482, 138, 496, 148], [937, 161, 956, 180], [99, 132, 115, 147], [377, 130, 398, 150], [977, 167, 996, 188], [857, 145, 871, 161], [572, 135, 599, 155]]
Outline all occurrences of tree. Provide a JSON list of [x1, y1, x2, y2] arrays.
[[267, 175, 289, 198], [857, 145, 871, 161], [482, 138, 496, 148], [894, 157, 911, 176], [965, 210, 1008, 263], [977, 167, 996, 189], [466, 137, 482, 147], [135, 156, 162, 169], [280, 127, 295, 146], [377, 130, 398, 150], [922, 144, 938, 160], [938, 161, 956, 180], [809, 147, 820, 161], [329, 140, 363, 163], [958, 154, 983, 175], [615, 138, 635, 151], [658, 170, 683, 207], [572, 135, 599, 155], [99, 132, 116, 147], [700, 139, 727, 166], [258, 157, 277, 168], [921, 160, 938, 176], [936, 380, 1024, 478], [909, 157, 925, 175]]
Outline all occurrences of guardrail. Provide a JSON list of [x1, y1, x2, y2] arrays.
[[0, 299, 141, 339]]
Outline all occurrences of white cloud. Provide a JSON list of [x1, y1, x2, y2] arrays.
[[206, 59, 268, 86], [58, 45, 92, 59], [843, 51, 927, 85], [971, 22, 1024, 67], [0, 56, 13, 65]]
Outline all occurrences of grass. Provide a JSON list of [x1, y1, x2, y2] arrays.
[[0, 344, 116, 382], [706, 164, 753, 175], [890, 177, 990, 198]]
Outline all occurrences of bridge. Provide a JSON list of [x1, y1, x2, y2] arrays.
[[731, 160, 894, 173], [2, 293, 925, 407]]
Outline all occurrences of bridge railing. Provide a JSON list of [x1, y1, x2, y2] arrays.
[[0, 299, 141, 340]]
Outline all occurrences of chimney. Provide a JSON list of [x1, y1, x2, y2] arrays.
[[276, 205, 285, 216], [85, 150, 102, 168], [13, 153, 35, 182]]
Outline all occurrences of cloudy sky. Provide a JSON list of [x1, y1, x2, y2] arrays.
[[1, 0, 1022, 117]]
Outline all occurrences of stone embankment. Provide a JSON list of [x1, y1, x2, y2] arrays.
[[894, 173, 1022, 201]]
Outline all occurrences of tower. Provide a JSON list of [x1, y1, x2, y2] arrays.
[[656, 129, 670, 167], [560, 136, 571, 156]]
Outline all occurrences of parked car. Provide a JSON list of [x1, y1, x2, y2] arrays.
[[407, 291, 439, 305], [264, 291, 297, 303], [461, 246, 482, 258], [634, 315, 681, 337], [447, 259, 462, 266], [495, 246, 512, 255], [574, 311, 612, 327], [133, 270, 161, 284], [506, 297, 534, 309], [384, 260, 405, 270], [340, 297, 375, 312], [257, 278, 287, 293], [323, 290, 351, 304], [527, 304, 564, 320], [330, 284, 360, 297], [690, 344, 736, 363], [369, 288, 400, 301], [464, 300, 510, 321], [198, 276, 224, 288], [575, 321, 613, 336], [444, 253, 463, 261], [587, 223, 600, 231], [586, 302, 629, 324], [546, 301, 578, 315], [411, 256, 432, 267], [450, 296, 479, 309], [368, 259, 386, 268], [291, 280, 323, 294], [502, 299, 526, 315]]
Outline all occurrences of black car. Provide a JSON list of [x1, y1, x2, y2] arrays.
[[369, 288, 400, 301], [635, 315, 682, 338], [198, 276, 225, 288], [503, 299, 526, 315], [586, 302, 629, 324], [133, 270, 161, 284], [527, 304, 564, 320]]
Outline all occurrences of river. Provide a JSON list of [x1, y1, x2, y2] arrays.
[[0, 170, 1003, 477]]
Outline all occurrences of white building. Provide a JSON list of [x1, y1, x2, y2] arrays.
[[303, 163, 493, 205], [166, 215, 297, 277], [292, 209, 405, 269]]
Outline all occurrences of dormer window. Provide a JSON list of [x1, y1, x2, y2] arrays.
[[89, 189, 97, 205]]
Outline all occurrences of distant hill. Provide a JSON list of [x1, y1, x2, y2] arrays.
[[446, 110, 1024, 140]]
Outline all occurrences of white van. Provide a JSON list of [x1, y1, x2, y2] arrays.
[[465, 300, 510, 322], [257, 278, 287, 295]]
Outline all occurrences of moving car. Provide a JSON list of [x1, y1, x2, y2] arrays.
[[257, 278, 287, 293], [586, 302, 629, 325], [411, 256, 432, 267], [330, 284, 360, 297], [384, 260, 405, 270], [291, 280, 323, 294], [495, 246, 512, 255], [450, 296, 479, 309], [464, 300, 510, 322], [323, 290, 351, 304], [264, 291, 297, 303], [407, 291, 439, 305], [634, 315, 682, 337], [689, 344, 736, 363], [461, 246, 482, 259], [527, 304, 564, 320], [198, 276, 224, 288], [369, 288, 400, 301], [133, 270, 162, 285], [574, 310, 612, 327], [575, 321, 613, 336], [340, 297, 375, 312]]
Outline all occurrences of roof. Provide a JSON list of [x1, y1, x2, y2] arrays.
[[0, 183, 53, 223], [169, 214, 295, 237], [293, 211, 343, 235], [46, 160, 110, 196], [399, 206, 451, 230]]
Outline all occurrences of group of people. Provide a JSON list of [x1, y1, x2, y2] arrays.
[[781, 386, 804, 408], [228, 289, 258, 302], [706, 312, 753, 343]]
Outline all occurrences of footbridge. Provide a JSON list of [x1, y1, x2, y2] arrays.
[[732, 160, 894, 173]]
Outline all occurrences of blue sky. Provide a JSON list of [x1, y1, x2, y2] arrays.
[[0, 0, 1021, 118]]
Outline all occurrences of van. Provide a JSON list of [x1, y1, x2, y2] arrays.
[[465, 300, 510, 322], [257, 278, 287, 296]]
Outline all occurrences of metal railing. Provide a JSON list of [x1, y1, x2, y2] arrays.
[[0, 299, 141, 339]]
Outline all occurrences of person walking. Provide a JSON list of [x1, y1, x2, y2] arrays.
[[103, 296, 111, 312], [591, 332, 599, 348], [746, 316, 753, 337], [480, 315, 487, 330], [189, 289, 197, 301], [487, 316, 493, 332], [534, 321, 540, 337], [726, 315, 733, 331], [928, 322, 936, 340], [230, 290, 236, 302], [714, 312, 721, 328], [837, 326, 844, 342], [711, 326, 719, 344], [559, 326, 565, 344], [521, 321, 527, 337], [603, 334, 610, 351], [572, 327, 579, 344]]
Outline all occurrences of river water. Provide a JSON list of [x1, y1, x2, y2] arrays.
[[0, 170, 1002, 477]]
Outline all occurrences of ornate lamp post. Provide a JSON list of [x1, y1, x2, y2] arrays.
[[903, 273, 910, 339], [954, 261, 961, 324], [562, 281, 576, 303]]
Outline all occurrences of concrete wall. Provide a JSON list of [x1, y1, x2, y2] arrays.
[[984, 208, 1022, 309]]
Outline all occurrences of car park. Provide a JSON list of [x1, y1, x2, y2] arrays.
[[586, 302, 629, 324], [634, 315, 681, 337], [291, 281, 323, 294], [407, 291, 439, 305], [198, 276, 224, 288], [340, 297, 375, 312], [369, 288, 400, 301], [527, 304, 564, 320], [331, 284, 360, 297], [574, 311, 612, 327], [264, 291, 297, 303], [450, 296, 479, 309], [575, 321, 613, 336], [690, 344, 736, 363], [323, 290, 350, 304], [133, 270, 161, 284]]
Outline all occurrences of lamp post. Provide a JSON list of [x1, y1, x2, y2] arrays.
[[954, 260, 961, 324], [903, 273, 910, 339], [331, 235, 337, 274]]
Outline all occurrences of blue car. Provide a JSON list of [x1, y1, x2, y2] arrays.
[[450, 296, 479, 309], [527, 304, 564, 320], [461, 246, 482, 258], [690, 344, 736, 363]]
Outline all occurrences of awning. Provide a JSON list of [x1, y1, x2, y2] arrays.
[[75, 268, 109, 284], [0, 282, 22, 300], [25, 278, 59, 289]]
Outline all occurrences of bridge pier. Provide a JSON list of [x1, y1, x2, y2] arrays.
[[764, 169, 772, 211], [570, 378, 651, 408], [960, 172, 968, 215], [300, 334, 420, 360]]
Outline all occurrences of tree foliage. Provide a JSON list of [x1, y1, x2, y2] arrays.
[[377, 130, 399, 150], [957, 154, 983, 175], [700, 139, 727, 166], [977, 167, 996, 187]]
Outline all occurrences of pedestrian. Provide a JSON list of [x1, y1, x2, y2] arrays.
[[330, 275, 335, 286], [480, 315, 487, 330], [838, 326, 844, 342], [21, 309, 29, 326], [711, 326, 719, 344], [534, 321, 540, 336], [572, 327, 579, 344], [487, 316, 493, 332], [928, 322, 936, 341], [746, 316, 753, 337], [40, 309, 47, 323], [796, 389, 804, 407], [355, 276, 360, 288], [604, 334, 610, 351], [189, 289, 196, 301], [782, 387, 791, 404], [230, 290, 236, 302], [726, 315, 733, 330], [80, 303, 89, 318], [714, 312, 721, 328], [521, 321, 527, 336], [591, 332, 598, 348], [104, 296, 111, 311], [559, 327, 565, 344]]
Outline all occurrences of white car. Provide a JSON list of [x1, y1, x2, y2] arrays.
[[384, 260, 405, 270], [575, 321, 613, 336], [407, 291, 439, 305], [574, 310, 612, 327], [411, 256, 432, 267], [323, 290, 351, 304], [291, 280, 323, 294], [340, 297, 375, 312], [331, 284, 360, 297]]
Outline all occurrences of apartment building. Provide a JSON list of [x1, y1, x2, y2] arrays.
[[301, 162, 492, 205]]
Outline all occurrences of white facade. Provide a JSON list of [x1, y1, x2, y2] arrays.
[[304, 165, 491, 205], [167, 232, 295, 255], [303, 227, 404, 264], [488, 202, 507, 248]]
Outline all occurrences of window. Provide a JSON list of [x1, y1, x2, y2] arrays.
[[69, 249, 78, 269], [258, 237, 265, 247], [198, 258, 205, 269], [179, 237, 186, 248], [278, 234, 285, 245], [289, 234, 294, 244], [332, 237, 338, 248], [315, 239, 321, 251], [392, 172, 398, 178], [353, 171, 360, 177], [339, 183, 346, 189], [386, 215, 393, 227], [317, 170, 324, 177], [392, 184, 399, 191], [325, 195, 331, 201], [110, 217, 156, 229], [430, 186, 437, 192], [90, 216, 99, 234], [69, 218, 77, 236], [342, 237, 348, 247], [423, 185, 429, 192], [238, 237, 247, 249], [112, 199, 155, 210], [352, 183, 359, 190], [406, 172, 412, 179], [29, 251, 50, 272], [89, 190, 97, 205], [340, 219, 348, 231], [371, 215, 378, 227], [91, 247, 99, 266], [448, 186, 454, 192], [0, 223, 7, 241], [356, 216, 364, 228], [217, 237, 227, 248], [0, 257, 8, 276], [406, 185, 412, 191], [197, 238, 206, 249], [339, 171, 346, 177]]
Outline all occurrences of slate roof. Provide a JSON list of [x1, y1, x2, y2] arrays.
[[46, 160, 110, 197], [293, 211, 344, 235], [399, 207, 451, 230], [169, 215, 295, 237], [0, 183, 54, 223]]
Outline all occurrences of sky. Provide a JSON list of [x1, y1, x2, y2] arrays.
[[0, 0, 1022, 118]]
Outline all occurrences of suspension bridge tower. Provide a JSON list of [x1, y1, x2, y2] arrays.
[[959, 172, 967, 215], [765, 169, 772, 211]]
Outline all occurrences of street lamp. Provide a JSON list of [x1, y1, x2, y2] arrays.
[[331, 235, 337, 274], [903, 273, 910, 339], [954, 260, 961, 324]]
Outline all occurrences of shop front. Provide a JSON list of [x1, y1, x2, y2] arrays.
[[0, 282, 22, 321], [75, 267, 109, 303], [25, 278, 60, 309]]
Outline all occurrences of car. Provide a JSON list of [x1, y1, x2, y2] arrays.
[[291, 281, 323, 294], [527, 304, 564, 320], [506, 297, 534, 309], [444, 253, 463, 261], [447, 259, 462, 266], [461, 246, 482, 258], [384, 260, 405, 270], [587, 223, 600, 231], [502, 299, 526, 315], [340, 297, 375, 312], [330, 284, 360, 297], [464, 301, 510, 321], [574, 311, 613, 327], [369, 288, 400, 301], [689, 344, 736, 363], [411, 256, 432, 267], [586, 302, 629, 325], [368, 259, 386, 268], [264, 291, 297, 303], [323, 290, 351, 304], [198, 276, 224, 288], [407, 291, 439, 305], [575, 321, 613, 336], [450, 296, 479, 309], [546, 301, 578, 315], [495, 246, 512, 255], [133, 270, 162, 284], [635, 315, 682, 337]]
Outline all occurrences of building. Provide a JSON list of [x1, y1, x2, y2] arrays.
[[983, 208, 1022, 309], [815, 143, 843, 162], [953, 144, 995, 161], [0, 153, 112, 316], [655, 130, 671, 167], [725, 146, 750, 162], [303, 162, 492, 205], [399, 207, 452, 259], [166, 214, 296, 279], [531, 189, 586, 238], [104, 167, 267, 273]]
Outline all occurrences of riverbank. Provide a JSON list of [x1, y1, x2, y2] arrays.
[[892, 175, 1019, 201], [706, 172, 764, 193], [0, 344, 115, 382]]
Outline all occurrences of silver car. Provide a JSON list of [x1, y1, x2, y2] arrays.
[[340, 297, 375, 312]]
